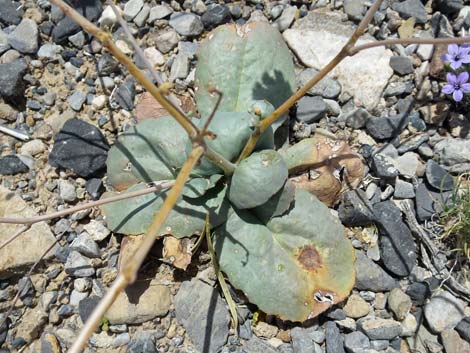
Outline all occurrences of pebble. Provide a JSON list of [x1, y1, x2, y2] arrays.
[[296, 96, 327, 123], [123, 0, 143, 21], [111, 332, 131, 348], [325, 322, 345, 353], [400, 313, 418, 337], [154, 28, 179, 53], [69, 289, 88, 306], [148, 4, 173, 23], [274, 5, 298, 32], [397, 134, 429, 154], [68, 90, 87, 111], [201, 4, 231, 30], [343, 0, 366, 21], [371, 154, 399, 180], [74, 278, 91, 292], [415, 182, 452, 221], [169, 53, 189, 81], [18, 277, 35, 307], [441, 329, 470, 353], [389, 56, 414, 75], [40, 291, 58, 312], [98, 5, 118, 27], [298, 68, 342, 99], [338, 190, 375, 227], [434, 138, 470, 173], [169, 13, 204, 37], [358, 318, 402, 340], [78, 296, 100, 323], [392, 0, 427, 24], [343, 294, 371, 318], [142, 47, 164, 68], [64, 251, 95, 277], [424, 290, 465, 333], [58, 179, 77, 203], [49, 118, 109, 178], [387, 288, 412, 321], [107, 280, 171, 324], [134, 4, 150, 27], [393, 179, 415, 199], [91, 95, 107, 110], [0, 58, 27, 103], [174, 278, 230, 353], [8, 19, 39, 54], [425, 159, 454, 191], [115, 78, 135, 110], [289, 326, 316, 353], [455, 317, 470, 342], [366, 114, 408, 140], [394, 152, 420, 177], [0, 0, 23, 25], [354, 251, 397, 292], [344, 331, 370, 353], [70, 232, 100, 258], [83, 220, 110, 241], [97, 53, 119, 76], [0, 155, 29, 175]]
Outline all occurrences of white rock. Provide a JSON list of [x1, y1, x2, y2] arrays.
[[20, 139, 47, 156], [424, 291, 465, 333], [83, 220, 110, 241], [283, 11, 393, 110], [123, 0, 143, 21], [99, 5, 120, 27], [115, 39, 133, 55], [0, 187, 58, 277], [144, 47, 165, 67], [92, 95, 107, 110]]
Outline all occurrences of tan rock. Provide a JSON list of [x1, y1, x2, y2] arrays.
[[253, 321, 279, 339], [343, 293, 370, 318]]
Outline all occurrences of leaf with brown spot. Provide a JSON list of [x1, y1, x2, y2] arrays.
[[162, 236, 193, 270], [215, 188, 355, 322], [135, 92, 168, 122], [280, 136, 365, 206]]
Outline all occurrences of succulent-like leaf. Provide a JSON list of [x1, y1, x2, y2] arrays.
[[106, 117, 190, 191], [101, 183, 230, 237], [195, 22, 296, 132], [215, 189, 355, 321], [183, 174, 223, 198], [252, 180, 295, 222], [191, 111, 261, 175], [229, 150, 288, 209]]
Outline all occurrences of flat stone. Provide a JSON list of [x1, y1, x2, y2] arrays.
[[441, 329, 470, 353], [325, 322, 345, 353], [424, 291, 465, 333], [283, 11, 393, 110], [0, 187, 58, 277], [174, 278, 230, 353], [393, 0, 427, 24], [434, 138, 470, 173], [401, 313, 418, 337], [148, 4, 173, 23], [201, 4, 231, 30], [83, 220, 110, 241], [343, 294, 370, 319], [169, 13, 203, 37], [354, 251, 397, 292], [169, 53, 189, 82], [343, 0, 366, 21], [0, 0, 23, 25], [387, 288, 412, 321], [68, 90, 87, 111], [359, 318, 402, 340], [393, 179, 415, 199], [123, 0, 143, 21], [0, 155, 28, 175], [371, 154, 399, 180], [344, 331, 370, 353], [107, 280, 171, 324], [291, 326, 317, 353], [389, 56, 414, 75], [115, 78, 135, 111], [0, 58, 27, 104], [70, 233, 100, 258], [49, 118, 109, 178], [455, 316, 470, 342], [338, 190, 375, 227], [366, 114, 409, 140], [298, 68, 342, 99], [154, 28, 179, 54], [64, 251, 95, 277], [8, 18, 38, 54], [296, 96, 327, 123], [373, 201, 417, 277], [425, 160, 454, 191], [415, 182, 452, 221], [394, 152, 420, 177]]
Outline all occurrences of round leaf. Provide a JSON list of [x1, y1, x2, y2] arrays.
[[215, 189, 355, 321], [229, 150, 288, 209]]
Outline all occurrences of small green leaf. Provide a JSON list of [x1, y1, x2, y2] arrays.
[[106, 117, 190, 190], [229, 150, 288, 209], [101, 183, 231, 237], [215, 189, 355, 322], [183, 174, 224, 198], [252, 180, 295, 222]]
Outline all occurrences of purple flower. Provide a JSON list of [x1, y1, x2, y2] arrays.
[[442, 72, 470, 102], [442, 44, 470, 70]]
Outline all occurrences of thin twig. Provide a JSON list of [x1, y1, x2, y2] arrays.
[[68, 146, 204, 353], [0, 225, 31, 250], [0, 181, 175, 225], [236, 0, 385, 162], [0, 124, 30, 141], [106, 1, 183, 113]]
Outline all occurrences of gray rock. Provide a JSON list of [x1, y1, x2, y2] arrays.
[[201, 4, 231, 30], [325, 322, 345, 353], [274, 5, 298, 32], [111, 332, 130, 348], [8, 19, 38, 54], [291, 326, 317, 353], [169, 54, 189, 81], [178, 41, 198, 59], [373, 201, 417, 277], [397, 134, 429, 154], [370, 340, 389, 351], [18, 277, 35, 307], [68, 90, 87, 111], [296, 96, 327, 123], [174, 278, 230, 353], [415, 182, 452, 221], [354, 251, 397, 292], [0, 58, 27, 103], [358, 318, 402, 340], [371, 154, 399, 179], [434, 138, 470, 173], [387, 288, 412, 321], [134, 4, 150, 27], [70, 233, 100, 258], [0, 155, 28, 175], [68, 31, 86, 48], [40, 291, 58, 312], [383, 81, 413, 97], [0, 0, 23, 25], [344, 108, 370, 129], [433, 0, 463, 16], [394, 152, 419, 177], [58, 180, 77, 203], [424, 291, 465, 333], [115, 78, 135, 110], [455, 316, 470, 342], [155, 28, 179, 53], [344, 331, 370, 353], [65, 251, 95, 277], [393, 179, 415, 199], [425, 160, 454, 191], [85, 178, 103, 200], [338, 190, 375, 227], [97, 53, 119, 76], [69, 289, 88, 307], [298, 68, 342, 99], [406, 282, 431, 305], [366, 114, 408, 140], [243, 336, 280, 353], [127, 330, 158, 353], [0, 30, 10, 55], [169, 13, 203, 37], [148, 4, 173, 23], [343, 0, 365, 21], [389, 56, 414, 75], [123, 0, 143, 21], [78, 296, 100, 323], [392, 0, 427, 24], [38, 43, 60, 59]]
